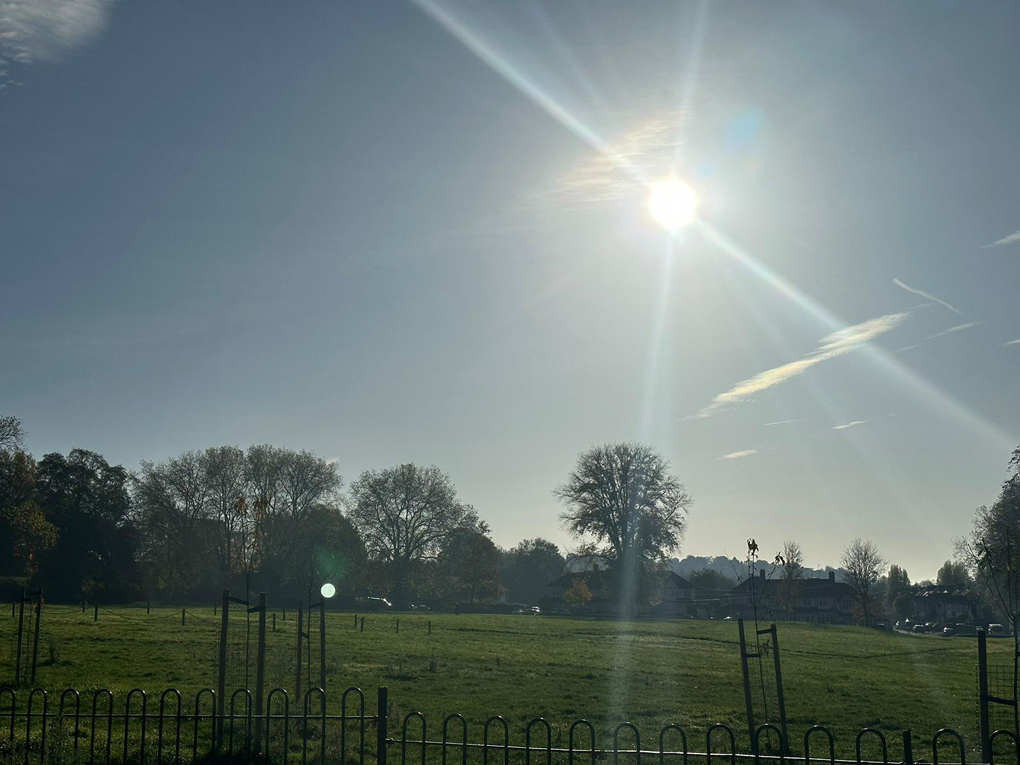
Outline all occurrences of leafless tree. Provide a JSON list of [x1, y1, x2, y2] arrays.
[[277, 450, 342, 521], [347, 463, 479, 602], [0, 416, 25, 452], [840, 538, 886, 626], [778, 540, 804, 617], [203, 446, 246, 574]]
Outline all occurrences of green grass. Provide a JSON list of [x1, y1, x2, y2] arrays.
[[1, 606, 1013, 761]]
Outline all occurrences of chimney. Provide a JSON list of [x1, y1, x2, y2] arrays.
[[828, 571, 836, 583], [759, 569, 766, 581]]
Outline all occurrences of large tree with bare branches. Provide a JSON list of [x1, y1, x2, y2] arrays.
[[347, 463, 480, 602], [840, 538, 886, 626]]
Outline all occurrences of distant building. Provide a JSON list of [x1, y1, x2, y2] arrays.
[[909, 587, 977, 623], [730, 570, 855, 625], [658, 572, 697, 616]]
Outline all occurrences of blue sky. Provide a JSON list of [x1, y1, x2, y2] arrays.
[[2, 1, 1018, 579]]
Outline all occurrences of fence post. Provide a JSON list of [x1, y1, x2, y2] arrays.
[[319, 598, 327, 694], [377, 686, 388, 765], [354, 613, 358, 629], [81, 602, 85, 614], [181, 608, 185, 626], [978, 628, 992, 763], [254, 592, 267, 752], [296, 602, 304, 705], [14, 588, 26, 685], [216, 589, 229, 748], [770, 624, 789, 754], [361, 617, 365, 633], [396, 618, 399, 634], [147, 601, 150, 615], [273, 612, 276, 633], [428, 620, 432, 635], [737, 618, 756, 753], [94, 603, 98, 622], [30, 589, 42, 685], [902, 730, 914, 765]]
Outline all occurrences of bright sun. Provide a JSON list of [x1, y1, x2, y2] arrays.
[[649, 178, 698, 231]]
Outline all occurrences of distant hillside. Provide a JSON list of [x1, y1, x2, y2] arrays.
[[670, 555, 843, 582]]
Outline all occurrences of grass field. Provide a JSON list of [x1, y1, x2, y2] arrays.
[[2, 605, 1012, 761]]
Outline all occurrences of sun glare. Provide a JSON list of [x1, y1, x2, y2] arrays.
[[649, 179, 698, 231]]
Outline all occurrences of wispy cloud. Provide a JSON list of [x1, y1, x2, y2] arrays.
[[832, 420, 866, 431], [892, 278, 962, 314], [763, 418, 805, 426], [696, 312, 908, 418], [0, 0, 115, 90], [1004, 338, 1020, 347], [896, 321, 981, 352], [985, 231, 1020, 249], [719, 450, 757, 460]]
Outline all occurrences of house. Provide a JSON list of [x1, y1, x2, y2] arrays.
[[729, 570, 855, 625], [542, 571, 615, 614], [658, 572, 697, 616], [910, 587, 977, 623]]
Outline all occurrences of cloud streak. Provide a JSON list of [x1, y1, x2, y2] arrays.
[[1004, 338, 1020, 347], [896, 321, 982, 352], [763, 418, 805, 426], [892, 278, 962, 315], [985, 231, 1020, 249], [697, 312, 909, 418], [833, 421, 866, 430], [0, 0, 115, 89], [719, 450, 757, 460]]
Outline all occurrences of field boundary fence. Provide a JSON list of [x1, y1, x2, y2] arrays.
[[1, 685, 1018, 765]]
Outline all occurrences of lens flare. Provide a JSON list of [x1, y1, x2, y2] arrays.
[[320, 583, 336, 599]]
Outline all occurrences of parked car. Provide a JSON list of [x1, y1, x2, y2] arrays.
[[988, 623, 1007, 636], [366, 597, 392, 610], [912, 624, 926, 633]]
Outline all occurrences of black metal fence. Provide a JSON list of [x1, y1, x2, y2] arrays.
[[1, 686, 1018, 765]]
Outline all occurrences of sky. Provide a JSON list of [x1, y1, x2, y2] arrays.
[[2, 1, 1019, 581]]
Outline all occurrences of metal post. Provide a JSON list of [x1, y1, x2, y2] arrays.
[[978, 628, 992, 763], [254, 593, 267, 752], [377, 687, 388, 765], [14, 588, 26, 685], [902, 730, 914, 765], [319, 599, 327, 694], [30, 590, 42, 685], [296, 603, 304, 705], [216, 589, 229, 747], [770, 624, 789, 754], [737, 619, 756, 753]]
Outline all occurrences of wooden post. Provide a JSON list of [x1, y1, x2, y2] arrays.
[[396, 618, 399, 634], [319, 599, 326, 693], [254, 593, 267, 752], [94, 603, 98, 622], [14, 588, 25, 684], [147, 601, 150, 615], [360, 617, 364, 633], [272, 612, 276, 633], [81, 602, 85, 614], [978, 629, 992, 763], [354, 613, 358, 629], [428, 620, 432, 635], [30, 590, 42, 685], [181, 608, 186, 626], [216, 589, 229, 747], [295, 603, 304, 706], [282, 606, 286, 621], [770, 624, 789, 754], [737, 619, 756, 753]]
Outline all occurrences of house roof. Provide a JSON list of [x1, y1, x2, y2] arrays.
[[666, 571, 694, 589]]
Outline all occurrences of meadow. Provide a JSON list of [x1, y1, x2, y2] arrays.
[[1, 605, 1012, 761]]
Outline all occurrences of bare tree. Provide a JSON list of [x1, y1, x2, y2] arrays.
[[840, 539, 886, 626], [203, 446, 246, 575], [277, 450, 342, 521], [347, 464, 479, 603], [556, 443, 690, 611], [778, 540, 804, 617], [0, 416, 25, 453]]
